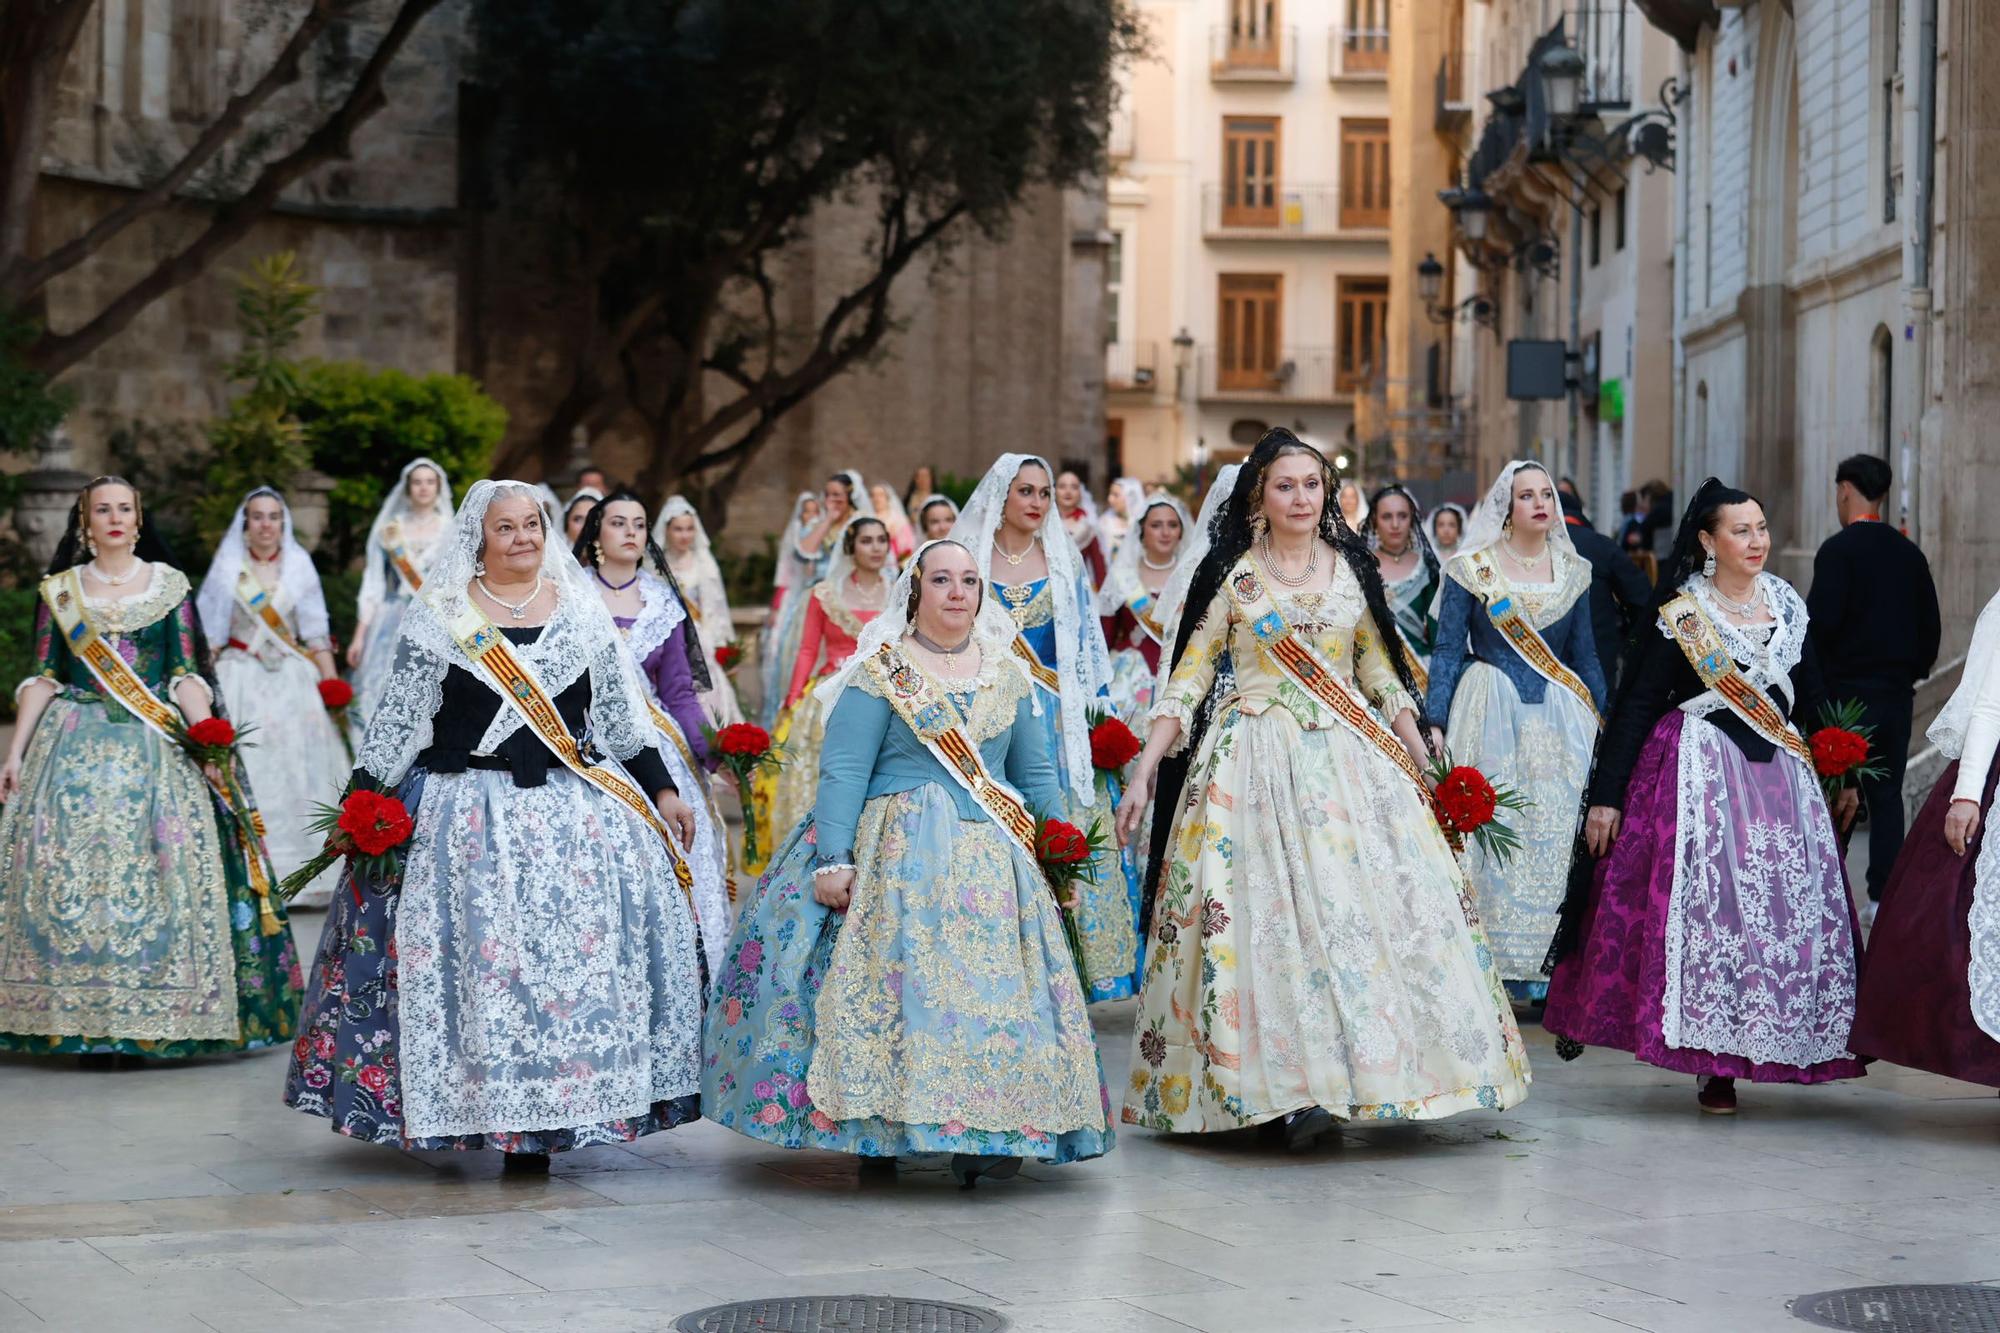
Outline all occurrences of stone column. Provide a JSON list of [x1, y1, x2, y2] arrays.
[[287, 468, 336, 554], [11, 429, 90, 567]]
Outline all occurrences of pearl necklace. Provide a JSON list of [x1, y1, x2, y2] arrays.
[[1140, 551, 1176, 571], [1260, 534, 1319, 587], [846, 573, 889, 610], [1500, 536, 1549, 572], [995, 532, 1038, 566], [87, 559, 143, 587], [1708, 576, 1765, 618], [478, 574, 544, 620]]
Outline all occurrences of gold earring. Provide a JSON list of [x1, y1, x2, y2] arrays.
[[591, 540, 603, 566], [1251, 511, 1269, 540]]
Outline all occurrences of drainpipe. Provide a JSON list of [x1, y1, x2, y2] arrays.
[[1906, 0, 1937, 539]]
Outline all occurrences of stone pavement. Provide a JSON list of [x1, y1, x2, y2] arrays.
[[4, 911, 2000, 1333]]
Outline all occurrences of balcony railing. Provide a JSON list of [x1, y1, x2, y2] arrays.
[[1435, 52, 1470, 133], [1209, 25, 1297, 82], [1105, 340, 1159, 392], [1197, 345, 1353, 403], [1331, 25, 1389, 79], [1202, 183, 1384, 237]]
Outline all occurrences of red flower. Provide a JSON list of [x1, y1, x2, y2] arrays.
[[1089, 716, 1142, 772], [716, 723, 772, 759], [356, 1064, 390, 1094], [1037, 819, 1092, 866], [1432, 765, 1498, 833], [317, 679, 355, 709], [337, 790, 415, 858], [186, 718, 236, 748], [715, 644, 743, 670], [1810, 727, 1870, 779]]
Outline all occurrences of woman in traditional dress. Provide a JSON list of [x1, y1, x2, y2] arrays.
[[903, 465, 936, 515], [703, 539, 1113, 1186], [1544, 479, 1863, 1114], [1337, 479, 1366, 532], [869, 483, 917, 560], [1115, 430, 1529, 1149], [1362, 483, 1443, 690], [575, 489, 732, 973], [916, 494, 960, 542], [0, 477, 302, 1065], [562, 487, 604, 550], [1055, 469, 1108, 588], [197, 488, 352, 909], [769, 516, 895, 843], [758, 471, 868, 727], [1098, 477, 1148, 560], [654, 496, 745, 729], [286, 481, 704, 1168], [1428, 503, 1468, 564], [349, 458, 452, 733], [1097, 493, 1189, 724], [1849, 584, 2000, 1084], [950, 455, 1143, 1001], [1426, 462, 1607, 1000], [768, 492, 819, 617]]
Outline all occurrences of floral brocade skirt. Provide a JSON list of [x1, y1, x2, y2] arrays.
[[769, 682, 830, 855], [284, 767, 703, 1152], [0, 695, 302, 1058], [1124, 703, 1530, 1133], [702, 783, 1114, 1162], [216, 648, 350, 908]]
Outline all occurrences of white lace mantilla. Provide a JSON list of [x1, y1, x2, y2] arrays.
[[1665, 575, 1807, 723], [622, 570, 687, 666], [1972, 805, 2000, 1043]]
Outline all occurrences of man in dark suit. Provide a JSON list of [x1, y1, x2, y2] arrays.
[[1560, 490, 1655, 690], [1807, 454, 1942, 923]]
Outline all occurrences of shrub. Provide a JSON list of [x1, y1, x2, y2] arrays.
[[0, 587, 41, 722]]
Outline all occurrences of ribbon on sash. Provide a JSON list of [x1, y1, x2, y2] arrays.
[[39, 569, 284, 935], [862, 644, 1043, 864], [1458, 550, 1600, 726], [380, 520, 426, 595], [232, 569, 313, 665], [1226, 565, 1429, 795], [646, 700, 736, 898], [443, 601, 696, 905], [1126, 589, 1166, 647], [1010, 635, 1062, 696], [1658, 591, 1815, 770]]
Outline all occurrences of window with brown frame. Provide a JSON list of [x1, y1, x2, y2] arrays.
[[1339, 119, 1391, 229], [1343, 0, 1389, 73], [1336, 277, 1388, 392], [1228, 0, 1281, 67], [1222, 117, 1281, 227], [1218, 275, 1283, 391]]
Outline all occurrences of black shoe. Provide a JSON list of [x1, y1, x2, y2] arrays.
[[858, 1156, 898, 1178], [948, 1154, 1023, 1189], [77, 1053, 116, 1071], [1283, 1106, 1335, 1153], [501, 1151, 551, 1175]]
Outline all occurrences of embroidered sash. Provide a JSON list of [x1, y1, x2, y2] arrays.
[[1658, 591, 1814, 769], [1394, 622, 1431, 696], [646, 700, 734, 895], [40, 570, 284, 934], [232, 569, 312, 664], [380, 520, 426, 595], [1010, 635, 1062, 696], [862, 644, 1042, 864], [1227, 565, 1428, 795], [1126, 589, 1166, 647], [1458, 550, 1600, 725], [443, 602, 695, 903]]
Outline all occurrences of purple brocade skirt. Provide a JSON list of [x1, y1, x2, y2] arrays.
[[1849, 760, 2000, 1085], [1545, 711, 1867, 1083]]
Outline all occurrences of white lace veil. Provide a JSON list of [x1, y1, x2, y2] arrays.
[[562, 487, 605, 538], [1095, 493, 1192, 615], [835, 469, 875, 518], [1455, 460, 1578, 564], [353, 479, 661, 792], [1426, 502, 1469, 555], [532, 483, 563, 533], [653, 496, 734, 645], [359, 457, 454, 622], [821, 513, 899, 605], [912, 493, 960, 536], [196, 487, 331, 647], [1149, 464, 1240, 696], [1932, 587, 2000, 759], [814, 538, 1025, 711], [773, 492, 817, 595], [948, 452, 1113, 802], [1110, 477, 1147, 525]]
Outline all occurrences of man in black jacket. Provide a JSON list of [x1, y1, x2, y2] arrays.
[[1560, 490, 1655, 690], [1807, 454, 1942, 921]]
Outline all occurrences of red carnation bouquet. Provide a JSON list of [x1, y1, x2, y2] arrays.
[[1087, 711, 1143, 774], [317, 679, 356, 759], [1427, 752, 1530, 865], [715, 643, 744, 673], [1035, 814, 1108, 982], [278, 786, 416, 906], [1810, 699, 1886, 803], [710, 722, 785, 863]]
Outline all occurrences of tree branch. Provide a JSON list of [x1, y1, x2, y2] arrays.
[[7, 0, 357, 304], [0, 1, 96, 292], [24, 0, 446, 375]]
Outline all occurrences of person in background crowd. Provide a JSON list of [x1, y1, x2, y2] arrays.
[[655, 496, 745, 729], [350, 458, 453, 733], [573, 466, 609, 497], [1807, 453, 1941, 925], [562, 488, 604, 548], [1096, 493, 1190, 723], [916, 494, 959, 542], [1337, 479, 1366, 531], [1637, 480, 1676, 551], [1557, 477, 1581, 502], [1561, 489, 1656, 688], [1617, 490, 1645, 550], [1361, 483, 1441, 684], [903, 465, 936, 514], [1427, 502, 1467, 564], [869, 483, 916, 560], [1098, 477, 1147, 558], [1621, 525, 1660, 588], [1054, 469, 1108, 587]]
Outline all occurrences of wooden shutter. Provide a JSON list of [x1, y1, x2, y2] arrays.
[[1222, 117, 1281, 227], [1219, 275, 1282, 391], [1340, 119, 1391, 229], [1229, 0, 1281, 67], [1343, 0, 1388, 73], [1337, 277, 1388, 392]]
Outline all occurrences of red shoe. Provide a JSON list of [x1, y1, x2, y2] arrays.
[[1697, 1076, 1738, 1115]]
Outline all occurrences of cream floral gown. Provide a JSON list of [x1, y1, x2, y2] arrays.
[[1124, 556, 1530, 1132]]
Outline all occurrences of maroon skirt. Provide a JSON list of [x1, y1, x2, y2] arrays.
[[1849, 760, 2000, 1085]]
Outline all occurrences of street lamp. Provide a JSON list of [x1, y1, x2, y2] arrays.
[[1539, 44, 1587, 121], [1439, 186, 1494, 242], [1417, 252, 1444, 306], [1171, 326, 1195, 397]]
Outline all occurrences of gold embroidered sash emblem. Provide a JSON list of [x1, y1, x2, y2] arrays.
[[380, 520, 426, 594], [1461, 550, 1600, 725], [232, 569, 312, 664], [1008, 635, 1062, 696], [1658, 591, 1815, 769], [445, 601, 695, 903], [41, 569, 284, 934]]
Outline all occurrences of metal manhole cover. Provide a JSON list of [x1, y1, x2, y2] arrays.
[[1793, 1285, 2000, 1331], [675, 1295, 1007, 1333]]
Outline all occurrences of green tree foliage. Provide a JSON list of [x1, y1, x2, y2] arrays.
[[473, 0, 1142, 529], [0, 311, 72, 459], [195, 254, 317, 546]]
